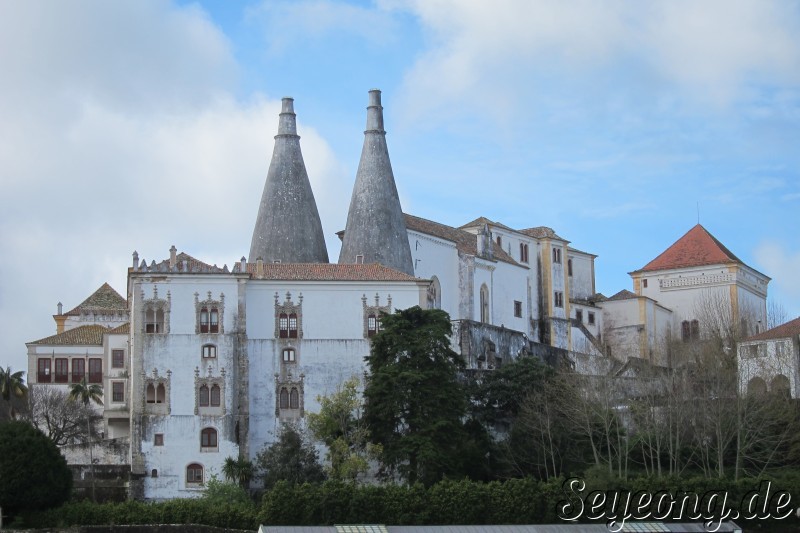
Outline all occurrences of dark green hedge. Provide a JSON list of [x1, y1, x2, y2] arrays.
[[21, 474, 800, 529]]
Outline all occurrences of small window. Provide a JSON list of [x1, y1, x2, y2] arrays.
[[209, 309, 219, 333], [282, 348, 296, 363], [201, 428, 218, 449], [54, 358, 69, 383], [691, 319, 699, 340], [290, 388, 299, 409], [519, 243, 529, 263], [279, 313, 289, 338], [156, 384, 166, 404], [37, 358, 51, 383], [151, 469, 159, 478], [288, 313, 298, 338], [682, 320, 700, 342], [72, 359, 85, 383], [145, 308, 164, 333], [642, 279, 648, 289], [576, 309, 583, 323], [202, 345, 217, 359], [356, 254, 364, 264], [112, 382, 124, 402], [567, 258, 573, 277], [199, 385, 209, 407], [367, 314, 378, 337], [200, 307, 209, 333], [112, 349, 125, 368], [554, 291, 564, 308], [496, 235, 502, 247], [146, 384, 156, 403], [187, 463, 203, 484], [154, 434, 164, 446], [210, 384, 221, 407], [514, 301, 522, 318], [588, 312, 595, 325], [88, 358, 102, 383], [552, 247, 562, 264]]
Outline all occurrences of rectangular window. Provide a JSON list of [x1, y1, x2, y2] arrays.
[[568, 258, 573, 277], [37, 358, 51, 383], [72, 359, 85, 383], [642, 279, 648, 288], [88, 358, 102, 383], [54, 358, 69, 383], [209, 309, 219, 333], [554, 291, 564, 308], [154, 434, 164, 446], [112, 382, 124, 402], [282, 348, 295, 362], [514, 301, 522, 318], [202, 345, 216, 359], [112, 350, 124, 368], [279, 314, 288, 338], [588, 312, 595, 325], [576, 309, 583, 323], [288, 314, 298, 338]]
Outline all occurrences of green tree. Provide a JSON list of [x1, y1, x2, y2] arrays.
[[222, 456, 254, 488], [68, 377, 103, 501], [307, 376, 382, 483], [363, 306, 467, 486], [256, 423, 325, 489], [0, 366, 28, 420], [0, 420, 72, 522]]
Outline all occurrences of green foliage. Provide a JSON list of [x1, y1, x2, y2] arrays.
[[307, 375, 382, 483], [0, 420, 72, 519], [364, 306, 468, 485], [203, 474, 252, 506], [222, 456, 254, 487], [256, 423, 325, 489], [0, 366, 28, 419]]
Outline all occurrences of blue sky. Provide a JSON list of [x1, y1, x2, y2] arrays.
[[1, 0, 799, 375]]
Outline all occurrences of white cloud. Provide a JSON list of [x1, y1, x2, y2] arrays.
[[0, 1, 349, 375]]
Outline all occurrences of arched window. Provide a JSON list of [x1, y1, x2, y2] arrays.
[[288, 313, 298, 338], [282, 348, 295, 363], [368, 314, 378, 337], [427, 276, 441, 310], [290, 388, 300, 409], [279, 313, 289, 338], [210, 384, 221, 407], [199, 385, 209, 407], [156, 384, 166, 404], [279, 388, 289, 409], [186, 463, 203, 484], [496, 235, 502, 247], [519, 243, 529, 263], [568, 258, 573, 277], [151, 469, 158, 478], [202, 344, 217, 359], [146, 384, 156, 403], [771, 375, 791, 395], [480, 284, 489, 323], [209, 308, 219, 333], [200, 307, 209, 332], [201, 428, 217, 449], [747, 377, 767, 395]]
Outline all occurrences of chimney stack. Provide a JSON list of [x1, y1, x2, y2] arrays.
[[169, 245, 177, 268]]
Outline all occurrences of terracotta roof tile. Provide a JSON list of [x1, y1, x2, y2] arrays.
[[147, 252, 227, 273], [459, 216, 515, 232], [108, 323, 130, 335], [744, 317, 800, 342], [404, 214, 519, 266], [608, 289, 638, 301], [636, 224, 741, 272], [518, 226, 567, 241], [65, 283, 127, 316], [28, 325, 109, 346], [246, 262, 423, 282]]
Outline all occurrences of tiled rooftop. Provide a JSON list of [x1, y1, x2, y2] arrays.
[[65, 283, 127, 316], [518, 226, 567, 241], [29, 324, 110, 346], [636, 224, 741, 272], [745, 316, 800, 342], [246, 262, 423, 282], [608, 289, 638, 301]]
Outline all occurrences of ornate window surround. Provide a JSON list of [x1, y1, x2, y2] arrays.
[[144, 368, 171, 415], [194, 366, 226, 415], [274, 371, 305, 419], [363, 293, 391, 338], [142, 286, 171, 334], [274, 292, 303, 339], [195, 291, 225, 334]]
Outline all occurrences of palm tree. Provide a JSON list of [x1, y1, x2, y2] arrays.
[[0, 366, 28, 420], [222, 456, 254, 488], [69, 377, 103, 501]]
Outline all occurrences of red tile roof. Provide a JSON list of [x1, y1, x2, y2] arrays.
[[459, 216, 515, 232], [246, 262, 423, 282], [65, 283, 127, 316], [149, 252, 227, 273], [608, 289, 638, 301], [404, 214, 520, 266], [108, 323, 130, 335], [28, 325, 109, 346], [636, 224, 741, 272], [519, 226, 567, 241], [744, 317, 800, 342]]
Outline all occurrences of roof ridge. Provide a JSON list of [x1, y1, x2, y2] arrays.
[[637, 224, 741, 272]]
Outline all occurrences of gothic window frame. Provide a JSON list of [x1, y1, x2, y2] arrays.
[[144, 370, 171, 415], [275, 373, 305, 420], [363, 293, 391, 339], [194, 367, 226, 415], [195, 292, 224, 334], [142, 287, 170, 334], [275, 292, 303, 340]]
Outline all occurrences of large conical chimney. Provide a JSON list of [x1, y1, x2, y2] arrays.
[[249, 98, 329, 264], [338, 90, 413, 275]]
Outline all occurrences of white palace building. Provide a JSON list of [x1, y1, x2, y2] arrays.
[[25, 90, 771, 499]]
